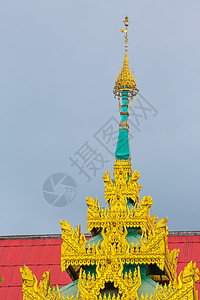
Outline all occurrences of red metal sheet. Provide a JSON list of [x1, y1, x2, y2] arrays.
[[168, 235, 200, 295], [168, 236, 200, 262], [0, 237, 71, 300], [0, 246, 9, 265]]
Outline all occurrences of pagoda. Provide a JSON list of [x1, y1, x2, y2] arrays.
[[20, 17, 199, 300]]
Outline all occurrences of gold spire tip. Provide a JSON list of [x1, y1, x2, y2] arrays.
[[113, 17, 139, 108], [120, 16, 129, 52]]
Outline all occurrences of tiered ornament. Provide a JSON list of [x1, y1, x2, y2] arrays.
[[113, 16, 139, 112]]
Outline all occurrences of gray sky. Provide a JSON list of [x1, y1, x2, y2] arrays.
[[0, 0, 200, 235]]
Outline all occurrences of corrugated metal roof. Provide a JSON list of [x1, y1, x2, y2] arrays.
[[0, 232, 200, 299], [168, 234, 200, 294], [0, 237, 71, 300]]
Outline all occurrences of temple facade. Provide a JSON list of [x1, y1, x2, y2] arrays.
[[20, 17, 199, 300]]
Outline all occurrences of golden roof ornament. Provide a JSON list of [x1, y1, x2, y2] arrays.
[[113, 16, 139, 110]]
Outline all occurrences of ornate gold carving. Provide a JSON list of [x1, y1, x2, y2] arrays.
[[86, 195, 154, 234], [61, 208, 178, 283], [61, 158, 181, 289], [58, 133, 199, 300], [20, 265, 65, 300], [119, 121, 129, 131], [77, 262, 198, 300], [152, 261, 199, 300], [113, 17, 139, 109], [60, 220, 87, 272], [59, 151, 200, 299], [78, 265, 141, 300], [20, 261, 199, 299], [104, 159, 141, 206], [165, 247, 180, 283], [113, 51, 138, 100]]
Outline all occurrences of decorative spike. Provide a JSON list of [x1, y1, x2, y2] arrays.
[[87, 243, 91, 253], [87, 271, 91, 281], [92, 243, 95, 253], [56, 285, 61, 300], [135, 241, 139, 252], [52, 287, 56, 299], [138, 265, 141, 278], [75, 291, 79, 300]]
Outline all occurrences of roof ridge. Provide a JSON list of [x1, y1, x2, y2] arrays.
[[0, 233, 92, 240], [1, 231, 200, 240]]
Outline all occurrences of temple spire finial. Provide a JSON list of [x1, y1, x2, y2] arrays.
[[114, 17, 139, 161], [114, 16, 139, 111], [121, 16, 129, 53]]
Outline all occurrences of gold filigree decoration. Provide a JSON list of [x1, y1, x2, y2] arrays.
[[113, 52, 138, 101], [81, 262, 198, 300], [61, 212, 178, 283], [86, 195, 154, 234], [152, 261, 199, 300], [60, 220, 87, 272], [78, 265, 141, 300], [119, 121, 129, 131], [60, 140, 198, 298], [20, 262, 199, 299], [103, 159, 141, 206], [61, 159, 181, 286], [20, 265, 69, 300]]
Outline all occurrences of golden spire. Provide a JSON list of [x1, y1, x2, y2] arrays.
[[113, 16, 139, 110]]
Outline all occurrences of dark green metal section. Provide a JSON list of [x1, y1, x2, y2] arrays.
[[115, 90, 130, 160]]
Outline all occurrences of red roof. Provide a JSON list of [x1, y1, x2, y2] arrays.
[[0, 235, 71, 300], [168, 232, 200, 294], [0, 232, 200, 299]]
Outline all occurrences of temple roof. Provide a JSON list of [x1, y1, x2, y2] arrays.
[[58, 267, 158, 299], [1, 232, 200, 300]]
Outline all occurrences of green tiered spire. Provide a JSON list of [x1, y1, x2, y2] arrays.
[[113, 16, 139, 160]]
